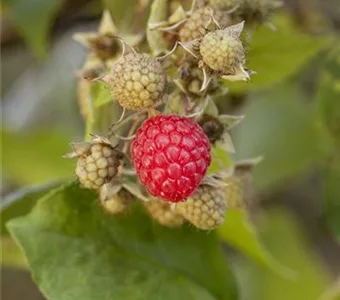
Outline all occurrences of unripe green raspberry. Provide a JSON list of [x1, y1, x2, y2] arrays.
[[176, 184, 226, 230], [200, 29, 245, 75], [179, 7, 232, 42], [99, 185, 134, 214], [104, 53, 166, 110], [75, 144, 123, 189], [65, 137, 124, 190], [144, 198, 184, 228]]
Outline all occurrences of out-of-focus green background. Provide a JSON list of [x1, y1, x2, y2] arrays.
[[1, 0, 340, 299]]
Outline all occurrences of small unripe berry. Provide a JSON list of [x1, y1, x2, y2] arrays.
[[144, 198, 184, 227], [176, 184, 226, 230], [99, 185, 134, 214], [65, 137, 124, 190], [104, 53, 166, 110], [200, 29, 245, 75], [179, 7, 232, 42]]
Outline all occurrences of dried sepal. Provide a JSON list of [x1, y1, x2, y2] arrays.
[[218, 114, 244, 130], [122, 182, 151, 202]]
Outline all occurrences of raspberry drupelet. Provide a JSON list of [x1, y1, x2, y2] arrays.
[[131, 115, 211, 203]]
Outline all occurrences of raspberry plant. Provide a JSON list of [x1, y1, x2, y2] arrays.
[[3, 0, 338, 299]]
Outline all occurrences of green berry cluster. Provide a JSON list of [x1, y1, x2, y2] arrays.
[[67, 0, 275, 229]]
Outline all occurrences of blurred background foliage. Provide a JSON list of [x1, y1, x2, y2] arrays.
[[1, 0, 340, 299]]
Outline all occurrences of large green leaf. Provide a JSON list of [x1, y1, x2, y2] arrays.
[[234, 84, 323, 190], [1, 180, 61, 235], [219, 209, 293, 278], [7, 182, 237, 300], [233, 210, 331, 300], [2, 130, 73, 185], [1, 181, 61, 269], [3, 0, 61, 58], [227, 14, 331, 93]]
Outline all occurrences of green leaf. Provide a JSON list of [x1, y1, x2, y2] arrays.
[[1, 181, 60, 268], [1, 130, 73, 185], [234, 210, 330, 300], [219, 209, 293, 278], [208, 146, 233, 174], [3, 0, 62, 58], [234, 84, 322, 189], [227, 14, 331, 93], [92, 82, 112, 108], [1, 180, 61, 235], [7, 182, 237, 300], [147, 0, 169, 55], [102, 0, 144, 31]]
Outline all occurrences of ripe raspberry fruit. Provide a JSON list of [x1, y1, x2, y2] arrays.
[[144, 198, 184, 227], [65, 137, 124, 190], [103, 53, 166, 110], [175, 184, 226, 230], [131, 114, 211, 202], [200, 28, 245, 76], [179, 7, 232, 42]]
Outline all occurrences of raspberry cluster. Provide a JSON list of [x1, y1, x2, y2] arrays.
[[68, 1, 270, 230]]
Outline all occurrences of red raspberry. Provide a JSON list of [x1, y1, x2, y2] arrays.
[[131, 115, 211, 202]]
